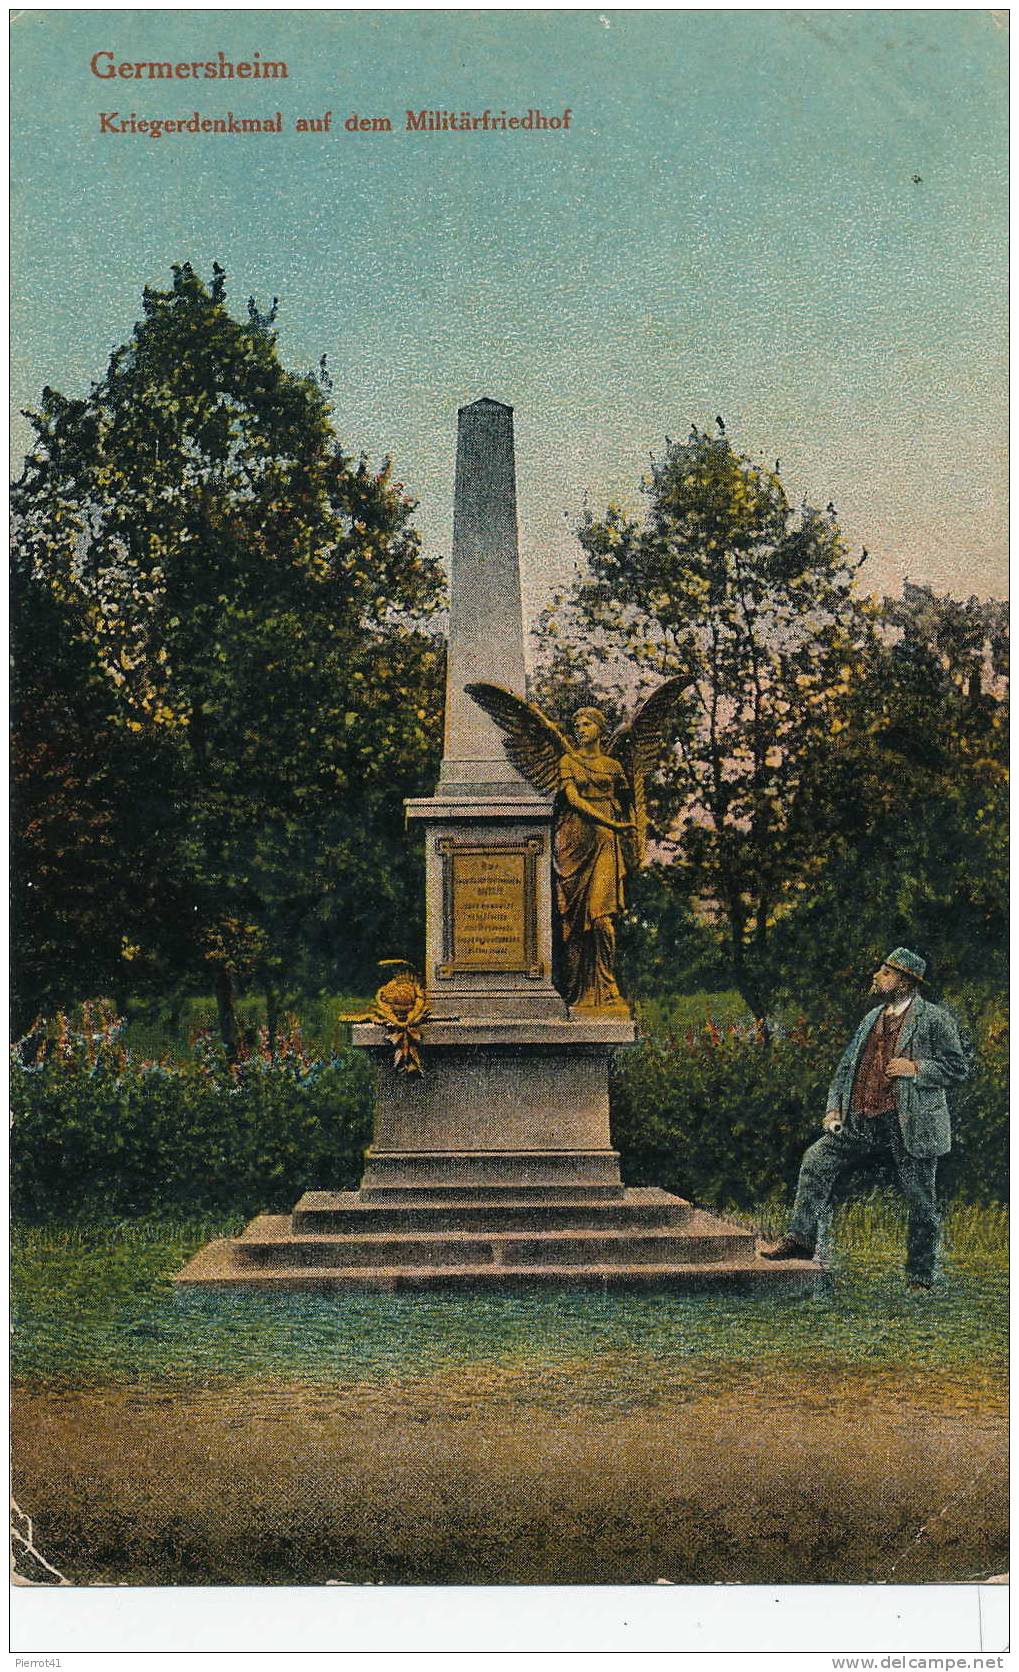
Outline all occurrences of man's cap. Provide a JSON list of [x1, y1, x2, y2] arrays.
[[883, 946, 927, 983]]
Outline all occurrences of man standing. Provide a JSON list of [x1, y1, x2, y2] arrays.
[[761, 949, 969, 1288]]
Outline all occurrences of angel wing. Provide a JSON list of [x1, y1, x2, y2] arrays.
[[608, 675, 692, 866], [464, 683, 573, 794]]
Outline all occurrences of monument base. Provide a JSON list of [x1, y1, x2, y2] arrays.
[[175, 1019, 819, 1292], [352, 1016, 634, 1190]]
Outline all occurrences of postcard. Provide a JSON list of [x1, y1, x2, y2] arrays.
[[10, 7, 1008, 1662]]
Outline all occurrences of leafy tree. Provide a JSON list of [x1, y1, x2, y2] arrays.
[[11, 552, 191, 1034], [615, 865, 729, 1001], [533, 423, 874, 1021], [768, 582, 1008, 1016], [12, 264, 445, 1046]]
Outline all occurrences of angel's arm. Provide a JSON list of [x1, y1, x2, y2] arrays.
[[559, 757, 636, 833]]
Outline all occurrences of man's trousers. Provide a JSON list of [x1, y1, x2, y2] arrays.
[[788, 1110, 940, 1279]]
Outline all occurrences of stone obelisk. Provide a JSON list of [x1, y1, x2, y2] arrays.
[[439, 398, 533, 797]]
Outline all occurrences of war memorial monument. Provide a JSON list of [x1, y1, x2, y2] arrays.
[[178, 399, 816, 1290]]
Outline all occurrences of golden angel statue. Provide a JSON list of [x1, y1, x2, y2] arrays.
[[465, 678, 690, 1012]]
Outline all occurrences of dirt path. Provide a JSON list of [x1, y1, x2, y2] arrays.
[[12, 1373, 1008, 1586]]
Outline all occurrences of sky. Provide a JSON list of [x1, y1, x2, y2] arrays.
[[11, 8, 1008, 638]]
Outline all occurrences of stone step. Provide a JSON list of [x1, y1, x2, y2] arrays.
[[175, 1239, 819, 1292], [235, 1211, 755, 1270], [339, 1183, 627, 1206], [292, 1186, 693, 1235], [359, 1149, 624, 1191]]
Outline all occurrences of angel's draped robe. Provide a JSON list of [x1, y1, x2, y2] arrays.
[[553, 749, 629, 1008]]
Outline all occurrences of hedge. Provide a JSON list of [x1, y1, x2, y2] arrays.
[[10, 996, 1007, 1222], [10, 1011, 373, 1221], [613, 996, 1007, 1207]]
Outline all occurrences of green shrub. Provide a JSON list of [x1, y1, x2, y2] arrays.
[[612, 998, 1007, 1208], [11, 1008, 372, 1221], [11, 993, 1006, 1223], [611, 1010, 841, 1207]]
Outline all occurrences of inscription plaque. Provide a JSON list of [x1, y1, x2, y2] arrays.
[[436, 838, 542, 977], [452, 850, 526, 968]]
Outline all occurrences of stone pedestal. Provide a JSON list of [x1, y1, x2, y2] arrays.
[[356, 1017, 632, 1195]]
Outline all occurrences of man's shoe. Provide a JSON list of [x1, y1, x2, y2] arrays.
[[906, 1276, 934, 1292], [760, 1233, 813, 1261]]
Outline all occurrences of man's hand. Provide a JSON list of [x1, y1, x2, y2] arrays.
[[885, 1057, 918, 1079], [822, 1110, 843, 1133]]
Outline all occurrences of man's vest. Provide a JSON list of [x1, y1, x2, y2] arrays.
[[849, 1004, 911, 1117]]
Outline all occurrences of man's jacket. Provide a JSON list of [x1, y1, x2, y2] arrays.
[[826, 994, 970, 1158]]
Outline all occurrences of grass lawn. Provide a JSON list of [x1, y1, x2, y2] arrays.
[[12, 1198, 1007, 1587], [119, 992, 374, 1062]]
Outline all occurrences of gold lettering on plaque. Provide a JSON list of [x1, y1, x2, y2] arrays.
[[451, 850, 527, 969]]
